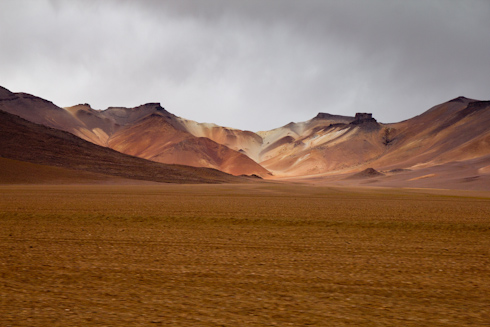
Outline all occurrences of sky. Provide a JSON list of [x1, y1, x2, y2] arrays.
[[1, 0, 489, 131]]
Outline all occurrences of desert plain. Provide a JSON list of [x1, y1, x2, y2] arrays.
[[1, 183, 489, 326]]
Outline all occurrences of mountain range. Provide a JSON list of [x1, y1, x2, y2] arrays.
[[1, 85, 489, 189]]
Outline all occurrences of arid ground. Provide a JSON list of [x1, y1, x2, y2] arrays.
[[1, 184, 489, 326]]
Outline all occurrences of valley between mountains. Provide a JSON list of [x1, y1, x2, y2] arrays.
[[1, 85, 489, 190]]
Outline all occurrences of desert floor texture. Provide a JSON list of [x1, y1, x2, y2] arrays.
[[1, 183, 489, 326]]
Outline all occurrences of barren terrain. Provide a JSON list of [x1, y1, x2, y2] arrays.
[[3, 85, 489, 184], [1, 184, 489, 326]]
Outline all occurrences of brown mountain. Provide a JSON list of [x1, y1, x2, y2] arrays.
[[0, 86, 83, 134], [256, 112, 386, 176], [373, 97, 490, 169], [0, 109, 251, 184], [2, 85, 489, 189], [0, 87, 269, 177], [253, 98, 490, 189], [104, 106, 271, 177], [63, 103, 270, 177]]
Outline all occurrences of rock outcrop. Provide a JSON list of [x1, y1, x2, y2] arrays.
[[351, 113, 377, 124]]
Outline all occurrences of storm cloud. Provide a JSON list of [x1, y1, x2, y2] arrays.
[[1, 0, 489, 131]]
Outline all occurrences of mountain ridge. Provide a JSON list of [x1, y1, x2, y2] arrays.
[[1, 85, 489, 189]]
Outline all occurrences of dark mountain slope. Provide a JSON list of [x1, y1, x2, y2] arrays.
[[0, 110, 251, 184]]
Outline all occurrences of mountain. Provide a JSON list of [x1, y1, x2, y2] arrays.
[[64, 103, 271, 177], [373, 97, 490, 169], [257, 112, 385, 176], [1, 85, 489, 189], [255, 99, 490, 178], [104, 105, 270, 177], [0, 87, 269, 177], [0, 86, 83, 134], [254, 97, 490, 189], [0, 109, 252, 184]]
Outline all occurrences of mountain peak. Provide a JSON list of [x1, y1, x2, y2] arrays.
[[140, 102, 162, 108], [0, 86, 15, 100], [448, 96, 472, 103], [314, 112, 353, 121], [72, 103, 93, 110], [136, 102, 170, 114], [350, 113, 377, 125]]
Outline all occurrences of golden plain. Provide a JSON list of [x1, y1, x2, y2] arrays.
[[1, 184, 489, 326]]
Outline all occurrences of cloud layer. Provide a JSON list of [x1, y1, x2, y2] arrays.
[[1, 0, 489, 131]]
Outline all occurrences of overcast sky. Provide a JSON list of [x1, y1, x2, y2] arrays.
[[1, 0, 489, 131]]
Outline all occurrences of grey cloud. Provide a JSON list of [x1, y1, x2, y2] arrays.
[[1, 0, 489, 131]]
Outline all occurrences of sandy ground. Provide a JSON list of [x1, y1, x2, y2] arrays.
[[1, 184, 489, 326]]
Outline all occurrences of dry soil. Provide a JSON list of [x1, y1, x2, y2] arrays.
[[1, 184, 489, 326]]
